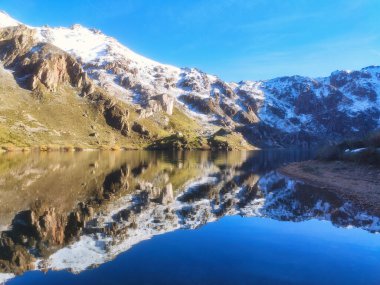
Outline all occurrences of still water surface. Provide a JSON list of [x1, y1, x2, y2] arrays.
[[0, 150, 379, 285]]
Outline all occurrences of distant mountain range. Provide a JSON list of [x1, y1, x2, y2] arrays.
[[0, 11, 379, 149]]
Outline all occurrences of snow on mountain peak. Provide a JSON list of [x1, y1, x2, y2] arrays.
[[70, 24, 85, 30], [362, 65, 380, 75], [0, 10, 379, 145], [36, 23, 175, 71], [0, 10, 20, 28]]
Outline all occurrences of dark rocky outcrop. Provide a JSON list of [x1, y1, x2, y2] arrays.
[[178, 69, 211, 92], [212, 79, 235, 98], [0, 235, 35, 275], [132, 122, 150, 137], [179, 94, 223, 116], [82, 89, 131, 136]]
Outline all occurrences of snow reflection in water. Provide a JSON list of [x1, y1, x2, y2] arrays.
[[1, 149, 378, 284]]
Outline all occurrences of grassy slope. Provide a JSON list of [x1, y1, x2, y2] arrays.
[[0, 68, 254, 150], [0, 68, 134, 149]]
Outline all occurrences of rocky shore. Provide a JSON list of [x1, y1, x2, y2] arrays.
[[279, 160, 380, 216]]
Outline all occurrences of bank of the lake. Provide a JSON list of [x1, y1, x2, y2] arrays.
[[280, 160, 380, 216]]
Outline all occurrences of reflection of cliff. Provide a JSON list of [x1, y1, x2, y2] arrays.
[[1, 150, 378, 282], [0, 151, 127, 228], [0, 151, 249, 278], [41, 154, 380, 274], [0, 158, 129, 275], [0, 151, 234, 228], [257, 172, 380, 231]]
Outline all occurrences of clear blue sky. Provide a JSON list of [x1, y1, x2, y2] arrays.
[[1, 0, 380, 81]]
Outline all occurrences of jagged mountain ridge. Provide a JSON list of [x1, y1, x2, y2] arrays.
[[1, 11, 379, 147]]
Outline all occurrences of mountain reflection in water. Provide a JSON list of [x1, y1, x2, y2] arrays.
[[0, 149, 379, 284]]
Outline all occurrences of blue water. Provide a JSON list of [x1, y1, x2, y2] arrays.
[[9, 216, 380, 285]]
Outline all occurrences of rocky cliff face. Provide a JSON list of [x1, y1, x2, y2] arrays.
[[0, 11, 379, 148], [0, 26, 90, 94]]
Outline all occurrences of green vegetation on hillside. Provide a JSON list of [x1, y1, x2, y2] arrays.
[[0, 70, 254, 151]]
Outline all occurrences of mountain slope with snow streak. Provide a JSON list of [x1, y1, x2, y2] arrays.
[[0, 11, 19, 28]]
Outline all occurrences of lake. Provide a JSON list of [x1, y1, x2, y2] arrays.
[[0, 150, 379, 285]]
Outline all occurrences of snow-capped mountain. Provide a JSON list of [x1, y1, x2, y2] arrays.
[[0, 11, 379, 147]]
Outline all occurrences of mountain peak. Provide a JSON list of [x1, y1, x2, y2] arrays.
[[0, 10, 20, 28], [0, 10, 379, 149]]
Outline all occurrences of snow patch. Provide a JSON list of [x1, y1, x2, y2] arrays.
[[0, 273, 15, 284], [46, 235, 108, 272], [345, 148, 367, 153], [0, 11, 20, 28]]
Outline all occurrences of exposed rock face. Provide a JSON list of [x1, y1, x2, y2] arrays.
[[179, 68, 211, 92], [179, 94, 222, 115], [28, 44, 89, 93], [213, 79, 235, 98], [120, 75, 137, 89], [155, 94, 174, 115], [0, 25, 35, 64], [103, 101, 130, 136], [0, 26, 91, 94]]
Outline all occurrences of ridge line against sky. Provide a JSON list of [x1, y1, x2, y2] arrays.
[[0, 0, 379, 81]]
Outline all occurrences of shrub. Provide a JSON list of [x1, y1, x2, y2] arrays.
[[60, 145, 74, 152], [367, 131, 380, 148], [317, 130, 380, 165], [110, 145, 121, 151], [343, 139, 365, 149], [346, 147, 380, 165], [316, 145, 343, 161]]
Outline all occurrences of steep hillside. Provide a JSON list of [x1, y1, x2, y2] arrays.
[[0, 11, 379, 149]]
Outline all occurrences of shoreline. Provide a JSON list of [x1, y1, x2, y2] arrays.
[[279, 160, 380, 216], [0, 145, 140, 153], [0, 144, 257, 153]]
